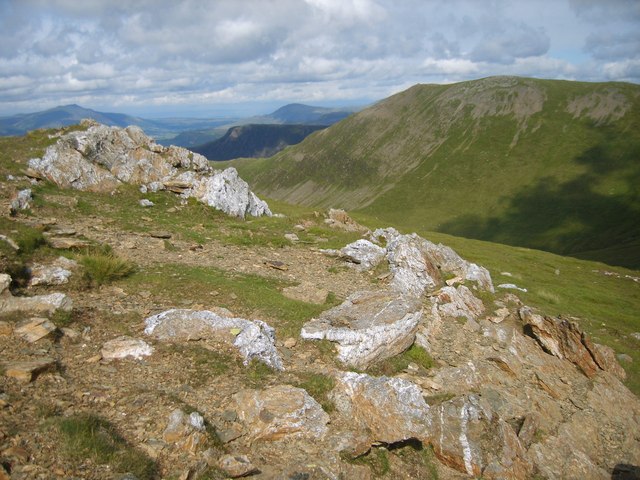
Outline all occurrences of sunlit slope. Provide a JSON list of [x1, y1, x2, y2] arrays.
[[235, 76, 640, 268]]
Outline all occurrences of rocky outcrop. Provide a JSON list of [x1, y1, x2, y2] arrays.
[[321, 239, 386, 271], [301, 290, 422, 369], [233, 385, 330, 442], [144, 308, 283, 370], [435, 285, 485, 321], [0, 274, 72, 315], [27, 123, 271, 218], [163, 409, 207, 454]]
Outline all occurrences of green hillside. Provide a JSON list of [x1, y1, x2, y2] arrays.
[[233, 77, 640, 268]]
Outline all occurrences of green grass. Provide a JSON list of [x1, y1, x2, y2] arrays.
[[369, 344, 434, 376], [294, 372, 336, 412], [51, 414, 157, 479]]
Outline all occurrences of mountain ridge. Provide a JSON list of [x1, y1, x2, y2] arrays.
[[233, 76, 640, 268]]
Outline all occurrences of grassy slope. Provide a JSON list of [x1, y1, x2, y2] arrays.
[[2, 126, 639, 396], [234, 77, 640, 269]]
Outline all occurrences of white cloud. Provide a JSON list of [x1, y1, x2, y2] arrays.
[[0, 0, 638, 116]]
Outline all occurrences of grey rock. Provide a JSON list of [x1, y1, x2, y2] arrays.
[[385, 232, 443, 296], [0, 289, 72, 316], [10, 189, 32, 213], [139, 199, 154, 207], [144, 308, 283, 370], [186, 167, 272, 218], [28, 257, 77, 287], [435, 285, 485, 321], [301, 290, 422, 369], [329, 239, 386, 271], [233, 385, 329, 441]]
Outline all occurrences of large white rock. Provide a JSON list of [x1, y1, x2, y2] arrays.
[[101, 336, 154, 360], [322, 239, 387, 271], [144, 308, 283, 370], [186, 167, 272, 218], [301, 290, 422, 369]]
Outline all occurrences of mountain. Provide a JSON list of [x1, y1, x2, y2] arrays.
[[162, 103, 356, 148], [0, 104, 239, 141], [192, 124, 326, 160], [233, 76, 640, 269], [0, 104, 145, 135], [266, 103, 354, 124]]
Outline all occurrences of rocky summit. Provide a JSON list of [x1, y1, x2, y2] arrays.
[[0, 122, 639, 479]]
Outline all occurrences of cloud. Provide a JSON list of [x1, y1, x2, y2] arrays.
[[0, 0, 638, 116]]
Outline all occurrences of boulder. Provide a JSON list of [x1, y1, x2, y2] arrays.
[[101, 336, 154, 360], [331, 372, 431, 455], [300, 290, 422, 369], [322, 239, 387, 271], [233, 385, 329, 442], [144, 309, 283, 370], [0, 287, 72, 316], [428, 394, 532, 479], [163, 409, 207, 454], [186, 168, 272, 218]]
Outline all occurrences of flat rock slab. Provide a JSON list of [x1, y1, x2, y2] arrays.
[[101, 336, 154, 360], [301, 290, 422, 369], [144, 308, 283, 370], [282, 282, 329, 305], [0, 292, 73, 315], [46, 237, 91, 249], [3, 358, 57, 382], [233, 385, 329, 442], [14, 317, 57, 343]]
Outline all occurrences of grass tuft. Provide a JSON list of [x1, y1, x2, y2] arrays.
[[295, 372, 336, 412], [369, 344, 434, 376], [80, 251, 136, 286]]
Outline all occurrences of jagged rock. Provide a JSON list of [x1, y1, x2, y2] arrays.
[[28, 123, 271, 218], [9, 188, 32, 214], [144, 309, 283, 370], [282, 282, 329, 305], [429, 394, 532, 479], [14, 317, 57, 343], [28, 256, 77, 286], [372, 228, 494, 293], [101, 336, 154, 360], [186, 168, 272, 218], [301, 290, 422, 369], [331, 372, 431, 455], [233, 385, 329, 441], [2, 358, 56, 382], [520, 307, 625, 379], [163, 409, 207, 454], [324, 208, 368, 233], [218, 454, 259, 478], [322, 239, 386, 271], [385, 232, 443, 296], [435, 285, 485, 321]]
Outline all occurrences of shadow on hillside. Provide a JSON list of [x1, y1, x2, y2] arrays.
[[440, 130, 640, 269]]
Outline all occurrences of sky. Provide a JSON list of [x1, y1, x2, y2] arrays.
[[0, 0, 639, 118]]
